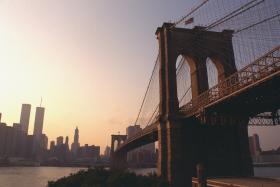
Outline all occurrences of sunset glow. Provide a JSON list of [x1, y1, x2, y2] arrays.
[[0, 0, 279, 153]]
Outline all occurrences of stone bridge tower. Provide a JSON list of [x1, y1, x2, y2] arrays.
[[156, 23, 253, 186], [110, 134, 127, 168]]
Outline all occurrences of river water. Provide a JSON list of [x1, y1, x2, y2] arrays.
[[0, 167, 279, 187]]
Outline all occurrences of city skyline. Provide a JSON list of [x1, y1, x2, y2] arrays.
[[0, 0, 280, 153]]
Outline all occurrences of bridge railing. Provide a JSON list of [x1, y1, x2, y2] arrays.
[[181, 45, 280, 116], [192, 177, 247, 187], [249, 111, 280, 126]]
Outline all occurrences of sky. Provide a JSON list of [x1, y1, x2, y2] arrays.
[[0, 0, 279, 153]]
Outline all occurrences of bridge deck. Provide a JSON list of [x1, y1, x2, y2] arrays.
[[192, 177, 280, 187], [181, 45, 280, 118], [115, 46, 280, 154]]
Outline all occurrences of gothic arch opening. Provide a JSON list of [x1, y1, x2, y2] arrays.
[[176, 55, 193, 107], [206, 58, 219, 89], [113, 140, 118, 151]]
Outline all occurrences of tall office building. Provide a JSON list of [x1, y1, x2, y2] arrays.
[[126, 125, 155, 163], [41, 134, 48, 150], [50, 141, 55, 151], [32, 107, 45, 157], [20, 104, 31, 134], [127, 125, 141, 139], [71, 127, 80, 155], [104, 146, 111, 158], [127, 125, 141, 162], [65, 136, 69, 144], [57, 136, 64, 146], [33, 107, 45, 138], [65, 136, 69, 150], [249, 134, 262, 156]]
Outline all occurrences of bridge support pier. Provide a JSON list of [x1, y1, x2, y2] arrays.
[[157, 118, 253, 187], [166, 120, 190, 187], [158, 119, 190, 187], [157, 121, 168, 179], [235, 123, 253, 176], [180, 119, 253, 178]]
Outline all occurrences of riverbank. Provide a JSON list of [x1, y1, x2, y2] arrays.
[[0, 166, 279, 187], [2, 161, 279, 168], [48, 168, 168, 187]]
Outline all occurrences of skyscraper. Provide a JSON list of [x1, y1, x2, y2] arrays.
[[104, 146, 111, 159], [40, 134, 48, 150], [20, 104, 31, 134], [71, 127, 80, 156], [249, 134, 262, 156], [33, 107, 45, 138], [65, 136, 69, 150], [126, 125, 141, 139], [126, 125, 141, 162], [32, 106, 45, 157], [126, 125, 155, 163], [50, 141, 55, 151], [57, 136, 64, 146]]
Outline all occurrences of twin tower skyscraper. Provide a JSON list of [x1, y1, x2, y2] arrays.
[[20, 104, 45, 137]]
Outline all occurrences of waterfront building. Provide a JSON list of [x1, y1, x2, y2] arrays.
[[19, 104, 31, 134], [5, 126, 17, 157], [14, 125, 27, 157], [0, 123, 7, 156], [0, 122, 28, 158], [26, 135, 35, 158], [48, 136, 71, 163], [77, 144, 100, 161], [0, 105, 50, 162]]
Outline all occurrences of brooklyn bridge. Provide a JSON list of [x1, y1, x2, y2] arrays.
[[110, 0, 280, 186]]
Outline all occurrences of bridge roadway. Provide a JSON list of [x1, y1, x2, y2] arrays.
[[115, 45, 280, 154]]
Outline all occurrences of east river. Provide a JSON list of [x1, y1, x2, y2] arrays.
[[0, 167, 279, 187]]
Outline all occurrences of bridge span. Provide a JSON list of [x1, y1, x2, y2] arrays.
[[116, 43, 280, 155]]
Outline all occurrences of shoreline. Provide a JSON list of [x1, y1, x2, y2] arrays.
[[1, 163, 280, 168]]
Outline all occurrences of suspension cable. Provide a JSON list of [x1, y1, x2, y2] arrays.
[[134, 53, 159, 126]]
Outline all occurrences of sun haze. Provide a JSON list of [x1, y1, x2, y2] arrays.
[[0, 0, 279, 153], [0, 0, 197, 151]]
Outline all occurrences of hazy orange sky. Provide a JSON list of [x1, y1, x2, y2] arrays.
[[0, 0, 198, 152], [0, 0, 279, 152]]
